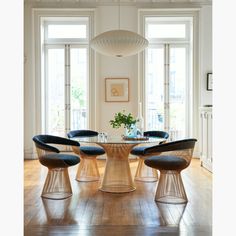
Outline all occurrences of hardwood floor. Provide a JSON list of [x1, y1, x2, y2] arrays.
[[24, 158, 212, 236]]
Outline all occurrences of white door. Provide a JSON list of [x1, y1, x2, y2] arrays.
[[44, 45, 88, 136], [146, 44, 189, 140]]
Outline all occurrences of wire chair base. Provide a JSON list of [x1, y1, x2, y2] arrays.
[[76, 156, 100, 182], [41, 168, 72, 200], [155, 170, 188, 204], [134, 157, 159, 182]]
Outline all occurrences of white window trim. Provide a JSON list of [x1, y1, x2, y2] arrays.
[[138, 8, 200, 142], [32, 8, 95, 136], [44, 19, 89, 44], [146, 19, 191, 43]]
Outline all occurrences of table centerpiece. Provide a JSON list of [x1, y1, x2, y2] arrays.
[[109, 110, 143, 138]]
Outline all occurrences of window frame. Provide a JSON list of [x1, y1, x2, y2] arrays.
[[43, 44, 66, 135], [69, 45, 90, 131], [43, 44, 89, 135], [146, 19, 191, 43], [138, 9, 199, 140], [44, 19, 89, 44], [32, 9, 95, 137]]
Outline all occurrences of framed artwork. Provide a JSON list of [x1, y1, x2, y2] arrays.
[[105, 78, 129, 102], [207, 73, 213, 91]]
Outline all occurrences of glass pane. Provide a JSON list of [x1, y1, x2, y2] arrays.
[[169, 47, 186, 140], [147, 24, 186, 39], [146, 47, 165, 131], [70, 48, 88, 130], [46, 48, 65, 137], [48, 24, 87, 39]]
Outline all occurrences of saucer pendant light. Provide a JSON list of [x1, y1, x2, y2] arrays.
[[90, 1, 149, 57]]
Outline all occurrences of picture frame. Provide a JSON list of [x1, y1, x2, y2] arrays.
[[207, 73, 213, 91], [105, 78, 129, 102]]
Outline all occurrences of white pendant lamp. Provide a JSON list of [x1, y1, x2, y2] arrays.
[[90, 2, 149, 57]]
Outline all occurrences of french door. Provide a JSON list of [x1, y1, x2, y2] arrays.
[[44, 44, 88, 137], [146, 43, 190, 140]]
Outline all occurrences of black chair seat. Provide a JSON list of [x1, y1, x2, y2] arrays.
[[80, 146, 105, 156], [144, 155, 188, 171], [131, 146, 150, 156], [131, 130, 169, 158], [40, 153, 80, 168]]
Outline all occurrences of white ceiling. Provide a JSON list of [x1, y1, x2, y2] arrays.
[[24, 0, 212, 5]]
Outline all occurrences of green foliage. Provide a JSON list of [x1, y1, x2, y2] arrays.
[[109, 110, 137, 129], [71, 86, 85, 107]]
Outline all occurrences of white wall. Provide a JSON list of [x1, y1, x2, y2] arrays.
[[24, 3, 212, 159], [96, 6, 139, 136], [200, 5, 212, 106]]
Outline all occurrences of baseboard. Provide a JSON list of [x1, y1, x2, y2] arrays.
[[193, 150, 200, 158], [24, 148, 37, 159], [201, 160, 212, 172]]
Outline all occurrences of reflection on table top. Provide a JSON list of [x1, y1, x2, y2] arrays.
[[71, 135, 165, 144]]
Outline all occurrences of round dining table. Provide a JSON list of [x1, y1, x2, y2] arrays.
[[71, 135, 165, 193]]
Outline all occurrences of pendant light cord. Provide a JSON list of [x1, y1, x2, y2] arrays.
[[118, 0, 120, 29]]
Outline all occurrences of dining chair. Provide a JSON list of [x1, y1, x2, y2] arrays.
[[131, 131, 169, 182], [67, 130, 105, 182], [144, 138, 197, 204], [32, 134, 80, 200]]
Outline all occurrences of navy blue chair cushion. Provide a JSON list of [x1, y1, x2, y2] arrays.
[[130, 146, 150, 156], [33, 134, 80, 153], [80, 146, 105, 156], [39, 153, 80, 168], [130, 130, 169, 156], [144, 139, 197, 155], [67, 130, 98, 138], [144, 155, 188, 171], [144, 131, 169, 139]]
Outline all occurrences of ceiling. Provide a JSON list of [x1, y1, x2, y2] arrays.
[[24, 0, 212, 5]]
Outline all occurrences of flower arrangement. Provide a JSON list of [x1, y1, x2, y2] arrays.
[[109, 110, 137, 131]]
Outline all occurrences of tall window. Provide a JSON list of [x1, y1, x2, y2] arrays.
[[41, 18, 89, 136], [145, 17, 193, 140]]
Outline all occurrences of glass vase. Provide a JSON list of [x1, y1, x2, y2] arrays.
[[136, 102, 144, 137], [125, 124, 137, 138]]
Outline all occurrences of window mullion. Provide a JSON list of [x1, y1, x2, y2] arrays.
[[185, 44, 191, 137], [44, 46, 49, 134], [65, 44, 71, 136], [164, 44, 170, 133]]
